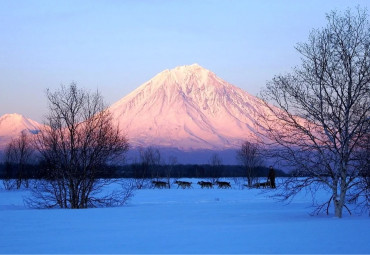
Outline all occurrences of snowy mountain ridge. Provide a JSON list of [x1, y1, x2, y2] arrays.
[[0, 64, 271, 163], [0, 113, 42, 149], [109, 64, 266, 151]]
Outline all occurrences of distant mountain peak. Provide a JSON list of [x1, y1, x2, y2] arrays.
[[165, 63, 203, 71], [154, 63, 212, 83], [172, 63, 205, 72], [0, 113, 42, 149], [109, 65, 265, 150], [0, 113, 35, 126], [0, 66, 272, 156], [1, 113, 24, 120]]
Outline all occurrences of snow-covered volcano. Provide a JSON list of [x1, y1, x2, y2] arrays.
[[110, 64, 265, 151], [0, 113, 42, 149], [0, 65, 270, 163]]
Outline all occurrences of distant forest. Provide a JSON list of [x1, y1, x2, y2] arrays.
[[0, 163, 288, 179]]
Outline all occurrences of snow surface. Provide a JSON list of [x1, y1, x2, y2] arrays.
[[0, 179, 369, 254]]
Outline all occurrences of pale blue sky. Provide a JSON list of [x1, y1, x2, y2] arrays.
[[1, 0, 369, 122]]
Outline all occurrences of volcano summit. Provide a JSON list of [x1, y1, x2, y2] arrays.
[[0, 113, 42, 149], [109, 64, 265, 153]]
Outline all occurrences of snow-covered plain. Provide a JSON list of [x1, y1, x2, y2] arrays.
[[0, 179, 369, 254]]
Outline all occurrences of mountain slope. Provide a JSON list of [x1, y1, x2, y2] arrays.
[[0, 113, 42, 149], [109, 64, 266, 151]]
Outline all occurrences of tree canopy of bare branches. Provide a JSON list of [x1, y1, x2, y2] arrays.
[[208, 153, 223, 184], [237, 141, 262, 187], [4, 131, 34, 189], [130, 146, 161, 189], [139, 146, 161, 178], [31, 83, 130, 209], [259, 8, 370, 217]]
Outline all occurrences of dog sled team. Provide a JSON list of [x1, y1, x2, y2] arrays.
[[152, 166, 276, 190], [197, 181, 231, 189], [152, 180, 232, 189], [249, 166, 276, 189]]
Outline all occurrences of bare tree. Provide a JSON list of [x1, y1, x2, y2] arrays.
[[258, 8, 370, 217], [140, 146, 161, 179], [4, 131, 34, 189], [236, 141, 262, 187], [208, 153, 223, 184], [165, 155, 177, 188], [347, 132, 370, 213], [29, 83, 130, 209], [133, 147, 161, 189], [131, 159, 147, 189]]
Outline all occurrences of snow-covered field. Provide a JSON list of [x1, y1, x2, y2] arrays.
[[0, 178, 369, 254]]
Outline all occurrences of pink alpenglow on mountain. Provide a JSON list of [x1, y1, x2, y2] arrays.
[[0, 113, 42, 149], [0, 65, 273, 163], [109, 64, 266, 151]]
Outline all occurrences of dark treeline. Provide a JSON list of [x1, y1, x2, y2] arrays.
[[0, 163, 40, 179], [119, 164, 289, 179], [0, 162, 288, 179]]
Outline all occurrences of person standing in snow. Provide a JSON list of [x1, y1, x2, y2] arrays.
[[268, 166, 276, 188]]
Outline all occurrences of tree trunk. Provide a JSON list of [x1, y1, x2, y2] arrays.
[[334, 197, 344, 218], [333, 179, 348, 218]]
